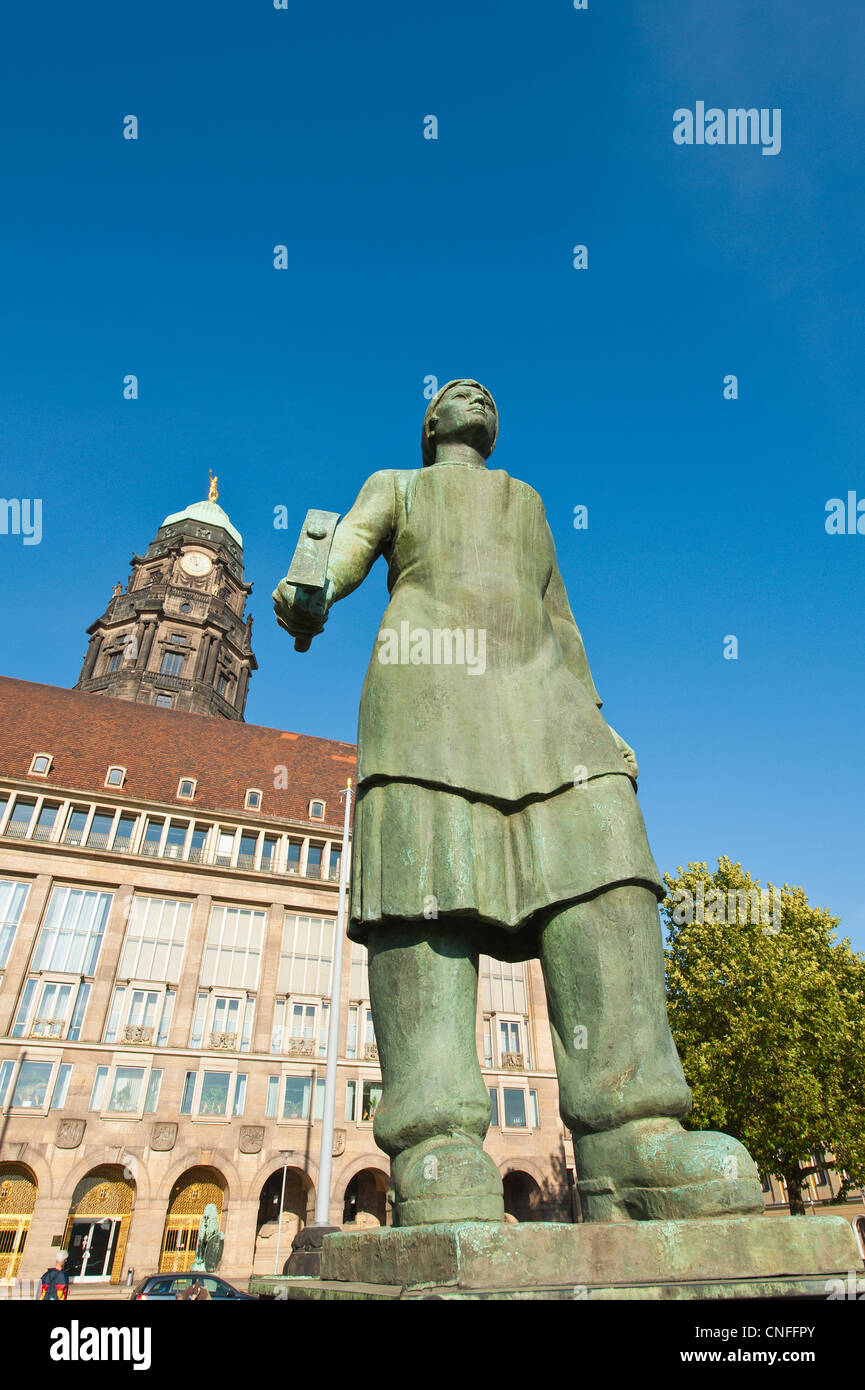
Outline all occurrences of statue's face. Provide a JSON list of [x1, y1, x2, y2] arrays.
[[432, 383, 496, 457]]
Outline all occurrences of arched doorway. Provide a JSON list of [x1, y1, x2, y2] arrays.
[[252, 1167, 314, 1275], [502, 1169, 543, 1223], [159, 1167, 226, 1274], [0, 1163, 37, 1281], [342, 1169, 388, 1227], [63, 1166, 135, 1283]]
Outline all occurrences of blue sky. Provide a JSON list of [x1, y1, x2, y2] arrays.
[[1, 1, 863, 947]]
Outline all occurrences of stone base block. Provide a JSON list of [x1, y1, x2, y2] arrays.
[[249, 1214, 860, 1301]]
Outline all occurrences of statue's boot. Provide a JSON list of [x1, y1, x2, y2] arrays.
[[367, 918, 504, 1227], [390, 1134, 504, 1227], [574, 1116, 764, 1222]]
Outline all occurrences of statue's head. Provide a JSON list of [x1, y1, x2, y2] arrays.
[[421, 379, 498, 467]]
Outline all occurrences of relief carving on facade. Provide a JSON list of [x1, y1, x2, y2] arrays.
[[55, 1118, 86, 1149], [150, 1122, 178, 1152], [239, 1126, 265, 1154]]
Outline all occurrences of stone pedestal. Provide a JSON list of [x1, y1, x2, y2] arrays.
[[248, 1214, 861, 1301]]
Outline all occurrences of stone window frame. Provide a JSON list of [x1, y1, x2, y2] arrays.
[[104, 765, 127, 789], [490, 1082, 540, 1135], [189, 985, 256, 1054], [27, 752, 53, 777], [2, 1049, 66, 1116], [11, 971, 92, 1043], [176, 777, 197, 801], [91, 1054, 163, 1119], [103, 980, 176, 1048], [244, 788, 262, 811], [308, 799, 326, 821], [178, 1065, 247, 1122]]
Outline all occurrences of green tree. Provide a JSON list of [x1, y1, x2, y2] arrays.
[[662, 857, 865, 1215]]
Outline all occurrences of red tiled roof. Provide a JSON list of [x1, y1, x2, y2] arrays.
[[0, 677, 356, 828]]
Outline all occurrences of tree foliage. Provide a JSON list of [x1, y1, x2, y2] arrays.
[[662, 857, 865, 1214]]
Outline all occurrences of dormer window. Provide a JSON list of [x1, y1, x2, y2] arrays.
[[245, 789, 262, 811], [105, 766, 126, 789], [28, 754, 53, 777], [309, 800, 325, 821], [177, 779, 197, 800]]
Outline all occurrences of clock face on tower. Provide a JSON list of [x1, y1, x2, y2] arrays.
[[180, 550, 213, 578]]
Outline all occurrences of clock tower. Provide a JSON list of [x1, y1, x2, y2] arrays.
[[75, 478, 257, 720]]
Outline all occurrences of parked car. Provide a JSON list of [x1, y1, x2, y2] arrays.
[[130, 1273, 257, 1300]]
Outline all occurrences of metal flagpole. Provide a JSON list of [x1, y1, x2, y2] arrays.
[[314, 778, 353, 1226]]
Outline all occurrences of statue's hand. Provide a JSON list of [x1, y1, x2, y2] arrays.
[[606, 725, 639, 783], [272, 578, 333, 641]]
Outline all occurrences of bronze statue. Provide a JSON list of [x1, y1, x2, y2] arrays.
[[274, 379, 763, 1226]]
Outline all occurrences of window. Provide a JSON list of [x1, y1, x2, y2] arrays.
[[480, 957, 527, 1014], [0, 1060, 15, 1106], [50, 1061, 71, 1106], [90, 1066, 109, 1111], [260, 836, 278, 872], [162, 819, 189, 859], [177, 779, 196, 800], [237, 832, 257, 870], [349, 942, 370, 1000], [28, 753, 52, 776], [345, 1079, 357, 1121], [214, 830, 234, 867], [286, 840, 301, 873], [328, 846, 341, 881], [528, 1089, 539, 1128], [346, 1004, 374, 1060], [155, 693, 172, 708], [187, 824, 211, 864], [11, 1061, 54, 1109], [483, 1017, 493, 1067], [170, 633, 186, 644], [118, 897, 191, 982], [179, 1070, 246, 1118], [15, 979, 90, 1040], [144, 1070, 163, 1113], [306, 843, 324, 878], [32, 886, 112, 975], [309, 801, 325, 820], [0, 879, 30, 969], [190, 990, 255, 1052], [86, 810, 115, 851], [111, 813, 137, 852], [265, 1075, 280, 1118], [106, 653, 122, 673], [108, 1067, 145, 1113], [62, 806, 89, 846], [160, 652, 185, 677], [314, 1078, 326, 1121], [105, 766, 126, 788], [278, 915, 335, 996], [489, 1087, 499, 1127], [104, 986, 175, 1046], [4, 799, 36, 839], [140, 817, 165, 856], [361, 1080, 382, 1123], [503, 1088, 527, 1129], [245, 789, 261, 810], [216, 674, 229, 697], [499, 1020, 522, 1060], [201, 904, 265, 989], [32, 803, 59, 843], [283, 1075, 311, 1120], [180, 603, 191, 613]]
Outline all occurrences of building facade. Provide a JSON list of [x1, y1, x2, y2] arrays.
[[0, 677, 573, 1285]]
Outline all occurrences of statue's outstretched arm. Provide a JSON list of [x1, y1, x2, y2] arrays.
[[326, 470, 397, 602]]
